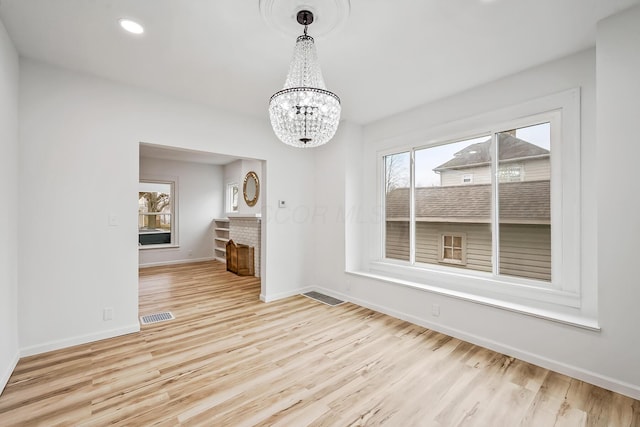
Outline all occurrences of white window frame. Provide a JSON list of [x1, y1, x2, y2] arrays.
[[373, 89, 581, 311], [462, 174, 473, 184], [139, 176, 179, 249]]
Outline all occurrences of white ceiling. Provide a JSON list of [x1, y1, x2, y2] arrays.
[[1, 0, 638, 125]]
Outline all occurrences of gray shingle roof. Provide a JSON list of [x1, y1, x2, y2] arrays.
[[386, 180, 550, 224], [433, 134, 550, 171]]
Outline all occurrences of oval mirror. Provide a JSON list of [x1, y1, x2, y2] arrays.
[[243, 171, 260, 207]]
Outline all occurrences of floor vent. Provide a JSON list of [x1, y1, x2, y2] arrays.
[[140, 311, 175, 325], [302, 291, 345, 307]]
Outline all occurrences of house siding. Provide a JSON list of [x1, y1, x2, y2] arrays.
[[499, 223, 551, 281], [439, 158, 550, 187], [385, 221, 409, 261], [415, 222, 492, 272], [521, 158, 550, 182], [440, 166, 492, 187], [385, 221, 551, 281]]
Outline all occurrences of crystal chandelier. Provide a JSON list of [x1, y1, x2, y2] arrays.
[[269, 10, 341, 148]]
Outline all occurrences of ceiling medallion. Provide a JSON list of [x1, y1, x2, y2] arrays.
[[259, 0, 351, 39], [267, 9, 342, 148]]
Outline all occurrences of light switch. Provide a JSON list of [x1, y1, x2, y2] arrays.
[[108, 214, 119, 226]]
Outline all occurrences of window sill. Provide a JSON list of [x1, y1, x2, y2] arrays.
[[138, 244, 180, 251], [348, 263, 599, 331]]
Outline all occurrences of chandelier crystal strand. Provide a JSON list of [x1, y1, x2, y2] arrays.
[[269, 12, 341, 148]]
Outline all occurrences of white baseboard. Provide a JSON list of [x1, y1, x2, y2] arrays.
[[260, 286, 313, 303], [20, 323, 140, 357], [311, 286, 640, 401], [139, 256, 215, 269], [0, 351, 20, 396]]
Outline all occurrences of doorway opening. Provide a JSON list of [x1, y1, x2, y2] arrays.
[[138, 142, 265, 299]]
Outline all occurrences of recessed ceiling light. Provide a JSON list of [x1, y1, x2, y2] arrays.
[[118, 18, 144, 35]]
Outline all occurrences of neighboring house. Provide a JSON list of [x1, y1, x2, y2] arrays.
[[434, 133, 550, 186], [386, 134, 552, 281]]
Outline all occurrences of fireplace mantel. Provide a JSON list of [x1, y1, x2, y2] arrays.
[[227, 213, 261, 219]]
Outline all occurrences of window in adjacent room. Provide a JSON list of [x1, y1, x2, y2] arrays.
[[138, 181, 175, 246], [226, 183, 239, 213]]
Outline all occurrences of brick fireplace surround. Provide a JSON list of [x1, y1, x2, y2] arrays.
[[228, 216, 261, 277]]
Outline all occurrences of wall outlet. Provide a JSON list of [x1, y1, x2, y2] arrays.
[[103, 307, 113, 321], [431, 303, 440, 317], [188, 250, 193, 256], [278, 200, 286, 208]]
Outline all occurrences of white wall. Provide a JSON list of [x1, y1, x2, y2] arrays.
[[138, 157, 224, 267], [18, 58, 315, 355], [312, 32, 640, 398], [224, 159, 263, 216], [223, 159, 263, 216], [312, 121, 364, 288], [596, 3, 640, 396], [0, 17, 20, 394]]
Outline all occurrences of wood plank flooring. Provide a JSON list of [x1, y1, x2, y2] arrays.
[[1, 260, 639, 426]]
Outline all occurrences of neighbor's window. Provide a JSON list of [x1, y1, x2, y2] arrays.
[[226, 183, 239, 213], [498, 164, 523, 182], [383, 119, 552, 283], [139, 181, 175, 246], [440, 234, 466, 265]]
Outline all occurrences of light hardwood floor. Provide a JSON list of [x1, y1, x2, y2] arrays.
[[1, 261, 638, 426]]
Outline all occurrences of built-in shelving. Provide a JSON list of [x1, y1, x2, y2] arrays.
[[213, 218, 230, 263]]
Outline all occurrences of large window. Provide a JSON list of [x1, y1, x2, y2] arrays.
[[384, 118, 553, 283], [373, 90, 583, 315], [139, 181, 175, 246]]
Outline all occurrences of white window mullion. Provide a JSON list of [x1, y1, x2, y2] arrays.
[[491, 132, 500, 276], [409, 150, 416, 265], [379, 155, 386, 260]]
